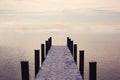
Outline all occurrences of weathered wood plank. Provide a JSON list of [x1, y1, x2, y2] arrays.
[[36, 46, 82, 80]]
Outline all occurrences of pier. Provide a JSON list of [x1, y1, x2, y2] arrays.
[[36, 46, 82, 80], [20, 37, 97, 80]]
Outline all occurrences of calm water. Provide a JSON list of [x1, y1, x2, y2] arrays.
[[0, 32, 120, 80]]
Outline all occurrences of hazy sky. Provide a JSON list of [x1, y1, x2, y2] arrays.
[[0, 0, 120, 33], [0, 1, 120, 80]]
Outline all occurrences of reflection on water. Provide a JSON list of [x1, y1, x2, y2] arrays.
[[0, 32, 120, 80]]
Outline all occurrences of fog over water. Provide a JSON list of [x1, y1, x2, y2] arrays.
[[0, 0, 120, 80]]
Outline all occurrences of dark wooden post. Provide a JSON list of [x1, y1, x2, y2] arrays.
[[41, 44, 45, 64], [68, 38, 69, 49], [21, 61, 29, 80], [67, 37, 69, 47], [50, 37, 52, 47], [79, 50, 84, 79], [46, 41, 48, 55], [70, 40, 73, 56], [74, 44, 77, 64], [35, 50, 40, 77], [48, 38, 50, 51], [69, 40, 71, 52], [89, 62, 97, 80], [68, 38, 71, 49]]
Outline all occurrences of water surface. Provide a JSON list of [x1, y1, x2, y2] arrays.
[[0, 32, 120, 80]]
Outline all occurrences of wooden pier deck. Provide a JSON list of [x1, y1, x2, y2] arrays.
[[21, 37, 97, 80], [35, 46, 82, 80]]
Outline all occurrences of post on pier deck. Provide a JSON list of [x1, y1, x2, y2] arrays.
[[74, 44, 77, 64], [35, 50, 40, 77], [41, 44, 45, 64], [21, 61, 29, 80], [79, 50, 84, 79], [89, 62, 97, 80]]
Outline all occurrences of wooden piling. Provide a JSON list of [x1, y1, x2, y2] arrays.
[[49, 37, 52, 47], [68, 38, 70, 49], [74, 44, 77, 64], [68, 38, 71, 50], [79, 50, 84, 79], [41, 44, 45, 64], [35, 50, 40, 77], [89, 62, 97, 80], [67, 37, 69, 47], [70, 40, 73, 56], [46, 41, 48, 55], [48, 39, 50, 51], [21, 61, 29, 80], [48, 37, 52, 50]]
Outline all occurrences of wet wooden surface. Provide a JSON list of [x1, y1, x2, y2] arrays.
[[36, 46, 82, 80]]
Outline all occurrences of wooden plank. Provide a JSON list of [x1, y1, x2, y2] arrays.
[[36, 46, 82, 80]]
